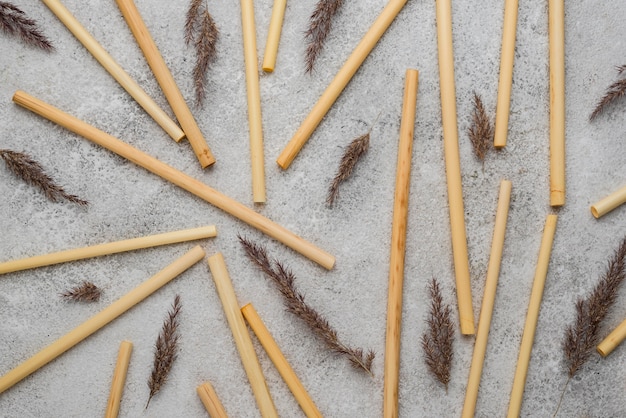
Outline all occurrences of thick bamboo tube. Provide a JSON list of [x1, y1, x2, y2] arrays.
[[105, 340, 133, 418], [197, 382, 229, 418], [261, 0, 287, 72], [241, 303, 322, 418], [276, 0, 408, 170], [207, 254, 278, 418], [435, 0, 474, 335], [12, 91, 335, 270], [507, 214, 557, 418], [462, 180, 512, 418], [383, 69, 418, 418], [549, 0, 565, 207], [115, 0, 215, 168], [40, 0, 184, 142], [0, 225, 216, 275], [597, 318, 626, 357], [591, 184, 626, 218], [0, 246, 205, 394]]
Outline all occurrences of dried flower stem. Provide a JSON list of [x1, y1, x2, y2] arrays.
[[468, 92, 493, 162], [185, 0, 219, 106], [0, 2, 54, 51], [304, 0, 344, 73], [61, 281, 101, 303], [590, 66, 626, 121]]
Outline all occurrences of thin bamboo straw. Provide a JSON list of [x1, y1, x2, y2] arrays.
[[383, 68, 419, 418], [262, 0, 287, 72], [0, 225, 216, 275], [39, 0, 184, 142], [105, 340, 133, 418], [507, 214, 557, 418], [115, 0, 215, 168], [597, 318, 626, 357], [207, 253, 278, 418], [276, 0, 408, 170], [12, 91, 335, 270], [240, 0, 266, 203], [494, 0, 519, 148], [197, 382, 229, 418], [591, 184, 626, 218], [435, 0, 474, 335], [0, 246, 205, 394], [462, 180, 512, 418], [549, 0, 565, 207]]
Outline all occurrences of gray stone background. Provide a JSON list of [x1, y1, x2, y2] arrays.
[[0, 0, 625, 417]]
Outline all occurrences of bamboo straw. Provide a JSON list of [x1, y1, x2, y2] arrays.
[[276, 0, 408, 170], [597, 318, 626, 357], [494, 0, 519, 148], [0, 246, 205, 394], [105, 340, 133, 418], [262, 0, 287, 72], [197, 382, 229, 418], [435, 0, 474, 335], [0, 225, 216, 275], [383, 68, 419, 418], [12, 91, 335, 270], [115, 0, 215, 168], [240, 0, 266, 203], [241, 303, 322, 418], [549, 0, 565, 207], [462, 180, 512, 418], [40, 0, 184, 142], [207, 253, 278, 418], [507, 214, 557, 418], [591, 184, 626, 218]]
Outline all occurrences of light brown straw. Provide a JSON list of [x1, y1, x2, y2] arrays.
[[197, 382, 229, 418], [549, 0, 565, 207], [105, 340, 133, 418]]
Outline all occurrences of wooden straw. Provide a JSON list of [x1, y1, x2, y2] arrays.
[[207, 253, 278, 418], [12, 91, 335, 270], [262, 0, 287, 72], [241, 303, 322, 418], [549, 0, 565, 207], [493, 0, 519, 148], [115, 0, 215, 168], [197, 382, 229, 418], [0, 225, 216, 275], [0, 245, 205, 394], [462, 180, 512, 418], [507, 214, 557, 418], [276, 0, 408, 170], [40, 0, 184, 142], [105, 340, 133, 418], [435, 0, 474, 335], [591, 184, 626, 218], [240, 0, 266, 203], [597, 317, 626, 357], [383, 68, 419, 418]]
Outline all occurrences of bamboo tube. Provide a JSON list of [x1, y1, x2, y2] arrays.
[[240, 0, 266, 203], [0, 225, 216, 275], [549, 0, 565, 207], [241, 303, 322, 418], [493, 0, 519, 148], [507, 214, 557, 418], [40, 0, 184, 142], [262, 0, 287, 72], [207, 253, 278, 418], [435, 0, 474, 335], [591, 184, 626, 218], [462, 180, 512, 418], [0, 246, 205, 394], [105, 340, 133, 418], [383, 68, 419, 418], [276, 0, 408, 170], [597, 318, 626, 357], [12, 91, 335, 270], [197, 382, 229, 418], [115, 0, 215, 168]]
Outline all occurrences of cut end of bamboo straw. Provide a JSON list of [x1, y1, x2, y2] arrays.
[[262, 63, 274, 73], [591, 205, 600, 219], [550, 190, 565, 207]]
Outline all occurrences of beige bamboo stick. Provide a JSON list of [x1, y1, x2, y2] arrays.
[[262, 0, 287, 72], [240, 0, 266, 203], [494, 0, 519, 148], [549, 0, 565, 207], [276, 0, 408, 170], [105, 340, 133, 418], [462, 180, 512, 418], [591, 184, 626, 218], [12, 91, 335, 270], [435, 0, 474, 335], [207, 253, 278, 418], [40, 0, 184, 142], [383, 68, 419, 418], [0, 225, 216, 275], [507, 214, 557, 418], [597, 318, 626, 357], [115, 0, 215, 168], [0, 246, 205, 394], [197, 382, 229, 418]]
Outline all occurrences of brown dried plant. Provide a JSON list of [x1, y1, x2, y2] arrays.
[[304, 0, 344, 73], [327, 130, 370, 206], [468, 92, 493, 162], [185, 0, 219, 106], [239, 235, 375, 376], [0, 149, 88, 205], [61, 281, 101, 303], [0, 2, 53, 51], [590, 65, 626, 121]]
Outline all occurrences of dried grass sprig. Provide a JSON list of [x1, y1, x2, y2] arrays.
[[61, 281, 101, 303], [0, 2, 53, 51], [304, 0, 344, 73], [185, 0, 219, 106], [327, 131, 370, 206], [590, 66, 626, 121], [239, 235, 375, 376], [468, 92, 493, 162]]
